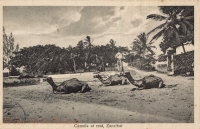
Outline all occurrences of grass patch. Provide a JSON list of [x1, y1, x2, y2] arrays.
[[3, 77, 40, 87]]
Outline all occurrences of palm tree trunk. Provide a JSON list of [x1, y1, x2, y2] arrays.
[[84, 62, 87, 72], [73, 58, 76, 72], [181, 43, 186, 53]]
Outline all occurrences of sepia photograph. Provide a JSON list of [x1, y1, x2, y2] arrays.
[[3, 5, 194, 124]]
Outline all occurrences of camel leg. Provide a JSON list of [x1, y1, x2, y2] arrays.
[[158, 81, 164, 88], [53, 89, 55, 94], [104, 81, 111, 86], [131, 84, 145, 91], [131, 87, 144, 91], [124, 78, 133, 85], [80, 85, 87, 93], [121, 79, 126, 85]]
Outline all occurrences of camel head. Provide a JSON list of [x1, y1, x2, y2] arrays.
[[124, 72, 135, 84], [46, 77, 58, 88], [47, 77, 53, 84]]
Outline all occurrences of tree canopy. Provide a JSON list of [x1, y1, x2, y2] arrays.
[[10, 37, 129, 75], [147, 6, 194, 53], [3, 27, 19, 69]]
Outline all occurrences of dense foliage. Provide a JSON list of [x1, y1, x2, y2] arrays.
[[10, 38, 129, 75]]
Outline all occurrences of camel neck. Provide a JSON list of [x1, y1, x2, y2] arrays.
[[48, 80, 58, 89]]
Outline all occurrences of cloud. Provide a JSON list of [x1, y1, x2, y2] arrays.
[[119, 6, 125, 10], [130, 15, 143, 27], [4, 6, 165, 56], [46, 6, 126, 38], [3, 6, 83, 35]]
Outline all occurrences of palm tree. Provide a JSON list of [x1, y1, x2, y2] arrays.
[[68, 45, 77, 72], [83, 36, 94, 71], [109, 39, 116, 50], [146, 6, 194, 53], [84, 36, 93, 52], [108, 39, 117, 67], [131, 32, 156, 58]]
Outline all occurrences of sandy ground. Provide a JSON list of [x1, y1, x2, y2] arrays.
[[3, 66, 194, 123]]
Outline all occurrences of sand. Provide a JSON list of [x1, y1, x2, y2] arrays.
[[3, 66, 194, 123]]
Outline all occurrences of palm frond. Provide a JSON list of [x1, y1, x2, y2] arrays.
[[148, 45, 157, 49], [163, 27, 174, 39], [146, 47, 155, 55], [146, 14, 167, 21], [133, 41, 143, 49], [183, 16, 194, 20], [137, 33, 147, 46], [173, 27, 181, 45], [148, 40, 155, 45], [147, 22, 168, 35], [182, 20, 194, 31], [181, 6, 194, 17], [149, 29, 165, 43], [177, 21, 187, 35]]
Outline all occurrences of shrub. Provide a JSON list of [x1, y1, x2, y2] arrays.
[[18, 75, 35, 79], [105, 67, 117, 71], [10, 66, 20, 76], [76, 69, 84, 73], [59, 68, 66, 74], [3, 77, 40, 87], [156, 64, 167, 73], [174, 51, 194, 75]]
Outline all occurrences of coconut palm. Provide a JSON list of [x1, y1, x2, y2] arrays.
[[131, 32, 156, 58], [108, 39, 117, 67], [109, 39, 116, 50], [83, 36, 94, 71], [67, 45, 78, 72], [146, 6, 194, 53]]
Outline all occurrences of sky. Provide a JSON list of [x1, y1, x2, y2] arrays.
[[3, 6, 165, 55]]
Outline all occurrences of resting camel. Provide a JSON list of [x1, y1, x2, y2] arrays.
[[131, 74, 166, 90], [94, 72, 165, 90], [46, 77, 91, 94], [94, 72, 130, 86]]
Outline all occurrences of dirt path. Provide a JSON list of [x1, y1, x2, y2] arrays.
[[3, 66, 194, 123]]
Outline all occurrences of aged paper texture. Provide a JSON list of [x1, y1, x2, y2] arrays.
[[0, 0, 199, 129]]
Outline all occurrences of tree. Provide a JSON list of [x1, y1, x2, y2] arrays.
[[3, 27, 19, 69], [131, 32, 156, 58], [146, 6, 194, 53], [108, 39, 117, 67], [68, 45, 78, 72], [15, 43, 19, 52], [83, 36, 94, 71], [109, 39, 116, 50], [11, 44, 70, 75], [74, 40, 85, 69]]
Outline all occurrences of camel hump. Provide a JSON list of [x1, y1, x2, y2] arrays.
[[148, 74, 155, 77], [59, 78, 86, 87], [70, 78, 79, 81]]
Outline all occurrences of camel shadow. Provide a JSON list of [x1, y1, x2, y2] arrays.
[[130, 84, 178, 91], [54, 90, 92, 94], [164, 84, 178, 88]]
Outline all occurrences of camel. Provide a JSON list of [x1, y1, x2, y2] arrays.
[[131, 74, 166, 90], [94, 72, 165, 90], [46, 77, 91, 94], [94, 72, 130, 86]]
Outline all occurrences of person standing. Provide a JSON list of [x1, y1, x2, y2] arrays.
[[115, 52, 124, 73]]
